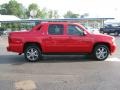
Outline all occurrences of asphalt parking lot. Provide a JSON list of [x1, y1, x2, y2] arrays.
[[0, 36, 120, 90]]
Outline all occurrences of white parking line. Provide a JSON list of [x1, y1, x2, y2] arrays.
[[15, 80, 37, 90], [106, 57, 120, 61]]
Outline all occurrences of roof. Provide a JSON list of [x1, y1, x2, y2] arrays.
[[0, 15, 20, 21], [0, 18, 114, 23]]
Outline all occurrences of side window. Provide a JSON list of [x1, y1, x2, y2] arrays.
[[68, 25, 84, 35], [48, 24, 64, 35]]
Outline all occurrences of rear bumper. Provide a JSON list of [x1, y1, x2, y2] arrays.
[[7, 46, 10, 51], [7, 44, 23, 53]]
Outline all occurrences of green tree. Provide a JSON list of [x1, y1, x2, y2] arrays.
[[19, 4, 28, 18], [7, 0, 25, 17], [80, 13, 89, 18], [64, 11, 79, 18], [53, 10, 59, 19], [0, 4, 8, 15], [48, 10, 59, 19], [48, 10, 53, 18], [39, 8, 48, 19], [0, 0, 26, 18], [28, 3, 39, 18], [28, 3, 47, 18], [28, 3, 38, 11]]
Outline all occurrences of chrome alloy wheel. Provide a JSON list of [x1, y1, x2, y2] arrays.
[[95, 47, 108, 60], [26, 48, 39, 61]]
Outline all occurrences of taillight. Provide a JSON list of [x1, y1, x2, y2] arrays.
[[8, 33, 22, 44], [8, 33, 12, 43]]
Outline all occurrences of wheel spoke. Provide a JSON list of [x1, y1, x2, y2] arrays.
[[101, 48, 104, 52], [27, 55, 32, 60], [31, 48, 34, 53]]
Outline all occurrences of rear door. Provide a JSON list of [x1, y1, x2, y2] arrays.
[[44, 24, 67, 53]]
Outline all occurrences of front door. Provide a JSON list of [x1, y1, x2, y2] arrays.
[[65, 24, 93, 53]]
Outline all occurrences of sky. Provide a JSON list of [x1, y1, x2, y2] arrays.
[[0, 0, 120, 19]]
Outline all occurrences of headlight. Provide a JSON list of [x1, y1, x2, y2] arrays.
[[112, 37, 115, 42]]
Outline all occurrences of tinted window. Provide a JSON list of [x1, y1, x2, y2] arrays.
[[48, 24, 64, 35], [68, 25, 84, 35]]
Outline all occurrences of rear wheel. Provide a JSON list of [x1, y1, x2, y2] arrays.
[[24, 45, 42, 62], [93, 45, 109, 61]]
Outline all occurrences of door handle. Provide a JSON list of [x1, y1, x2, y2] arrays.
[[46, 37, 52, 40], [68, 36, 72, 39], [48, 37, 52, 39]]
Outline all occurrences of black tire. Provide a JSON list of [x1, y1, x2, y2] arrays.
[[100, 31, 104, 34], [24, 45, 42, 62], [93, 45, 109, 61], [107, 32, 110, 35], [114, 31, 119, 36]]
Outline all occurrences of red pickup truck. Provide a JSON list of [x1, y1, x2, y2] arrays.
[[7, 22, 116, 62]]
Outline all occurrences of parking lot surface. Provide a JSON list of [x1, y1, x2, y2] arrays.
[[0, 36, 120, 90]]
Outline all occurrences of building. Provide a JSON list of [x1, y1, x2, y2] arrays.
[[0, 15, 20, 27], [0, 15, 20, 21], [0, 15, 114, 30], [59, 18, 114, 29]]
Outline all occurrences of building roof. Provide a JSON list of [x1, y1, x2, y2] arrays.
[[0, 17, 114, 23], [0, 15, 20, 21], [105, 19, 120, 24]]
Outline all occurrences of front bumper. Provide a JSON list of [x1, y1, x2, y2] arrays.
[[110, 43, 116, 54]]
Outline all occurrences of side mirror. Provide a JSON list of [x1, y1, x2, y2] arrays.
[[79, 31, 87, 36], [84, 31, 87, 35]]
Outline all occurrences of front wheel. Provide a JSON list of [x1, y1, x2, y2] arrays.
[[24, 45, 42, 62], [93, 45, 109, 61]]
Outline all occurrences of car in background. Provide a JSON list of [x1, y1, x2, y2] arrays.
[[100, 24, 120, 36], [86, 26, 100, 34], [3, 29, 12, 36], [0, 31, 3, 36], [0, 28, 4, 36]]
